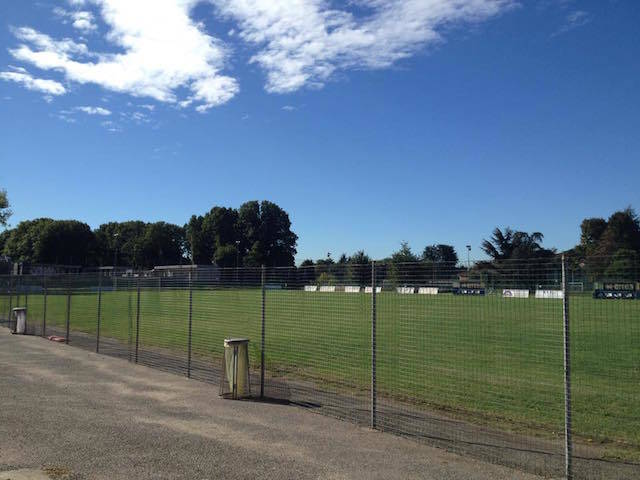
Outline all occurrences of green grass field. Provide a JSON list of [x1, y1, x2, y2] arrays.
[[2, 289, 639, 459]]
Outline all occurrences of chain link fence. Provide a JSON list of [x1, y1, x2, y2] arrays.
[[0, 256, 638, 479]]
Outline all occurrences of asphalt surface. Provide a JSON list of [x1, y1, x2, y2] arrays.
[[0, 329, 548, 480]]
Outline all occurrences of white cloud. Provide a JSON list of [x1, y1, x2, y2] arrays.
[[210, 0, 513, 93], [76, 105, 112, 115], [282, 105, 296, 111], [9, 0, 238, 111], [71, 11, 98, 32], [54, 7, 98, 33], [5, 0, 513, 108], [0, 69, 66, 95]]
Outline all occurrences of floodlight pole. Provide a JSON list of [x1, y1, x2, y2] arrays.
[[562, 255, 573, 480]]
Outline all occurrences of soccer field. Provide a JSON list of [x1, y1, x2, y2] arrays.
[[3, 288, 639, 459]]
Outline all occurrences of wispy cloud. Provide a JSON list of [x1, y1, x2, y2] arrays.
[[211, 0, 513, 93], [76, 105, 111, 115], [282, 105, 296, 112], [101, 120, 122, 132], [552, 10, 591, 36], [0, 68, 66, 96]]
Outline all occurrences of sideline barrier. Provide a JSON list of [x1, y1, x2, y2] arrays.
[[535, 289, 564, 299], [503, 289, 530, 298], [397, 287, 415, 294], [418, 287, 438, 295]]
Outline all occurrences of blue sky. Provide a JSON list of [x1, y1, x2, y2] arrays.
[[1, 0, 639, 263]]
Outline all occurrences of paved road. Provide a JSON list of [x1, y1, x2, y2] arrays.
[[0, 329, 547, 480]]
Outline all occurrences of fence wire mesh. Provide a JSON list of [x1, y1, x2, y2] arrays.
[[0, 256, 638, 479]]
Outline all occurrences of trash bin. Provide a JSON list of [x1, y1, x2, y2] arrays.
[[12, 307, 27, 334], [220, 338, 251, 399]]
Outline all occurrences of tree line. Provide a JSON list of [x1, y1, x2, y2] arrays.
[[0, 187, 638, 279], [0, 199, 297, 270]]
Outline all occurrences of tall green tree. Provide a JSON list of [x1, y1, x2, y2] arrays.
[[2, 218, 54, 263], [604, 249, 639, 280], [95, 221, 147, 267], [0, 189, 11, 228], [138, 222, 186, 267], [481, 228, 554, 260], [571, 208, 640, 276], [0, 229, 10, 255], [298, 259, 316, 284], [579, 217, 608, 256], [35, 220, 96, 265], [347, 250, 372, 286], [594, 208, 640, 257], [422, 244, 458, 264], [185, 215, 213, 264], [391, 241, 419, 263], [237, 200, 297, 267], [389, 242, 419, 285]]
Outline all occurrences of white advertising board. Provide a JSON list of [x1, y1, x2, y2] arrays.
[[397, 287, 415, 294], [535, 290, 564, 299], [503, 289, 530, 298], [344, 286, 361, 293], [319, 286, 336, 292], [304, 285, 318, 292], [364, 287, 382, 294], [418, 287, 439, 295]]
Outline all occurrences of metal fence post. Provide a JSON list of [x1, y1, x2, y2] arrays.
[[8, 277, 13, 329], [128, 280, 133, 362], [42, 275, 47, 337], [187, 270, 193, 378], [371, 260, 377, 429], [96, 274, 102, 353], [65, 288, 71, 345], [16, 276, 20, 309], [135, 278, 141, 364], [260, 265, 266, 399], [562, 255, 573, 480]]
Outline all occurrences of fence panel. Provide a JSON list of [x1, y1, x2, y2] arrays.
[[376, 260, 565, 476], [0, 254, 638, 479], [568, 258, 640, 478], [67, 275, 100, 351], [136, 275, 190, 375], [263, 265, 371, 425], [98, 277, 135, 361], [190, 267, 261, 389], [0, 277, 11, 325], [44, 277, 70, 338]]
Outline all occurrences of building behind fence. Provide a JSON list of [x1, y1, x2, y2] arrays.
[[0, 256, 639, 479]]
